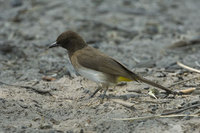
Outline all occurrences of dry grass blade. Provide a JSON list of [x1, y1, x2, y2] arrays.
[[177, 61, 200, 74], [0, 80, 52, 95], [113, 114, 199, 121]]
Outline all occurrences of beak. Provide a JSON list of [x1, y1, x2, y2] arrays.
[[49, 42, 59, 48]]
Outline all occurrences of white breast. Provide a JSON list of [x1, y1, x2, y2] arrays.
[[77, 67, 107, 84]]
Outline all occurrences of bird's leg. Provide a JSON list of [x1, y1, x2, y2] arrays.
[[100, 85, 109, 103], [89, 85, 102, 98]]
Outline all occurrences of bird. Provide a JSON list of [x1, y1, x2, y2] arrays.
[[49, 30, 174, 101]]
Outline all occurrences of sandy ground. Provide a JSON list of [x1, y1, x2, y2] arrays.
[[0, 0, 200, 132]]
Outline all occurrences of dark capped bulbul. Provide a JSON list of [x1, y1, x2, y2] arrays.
[[49, 31, 174, 101]]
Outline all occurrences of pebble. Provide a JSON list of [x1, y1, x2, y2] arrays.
[[10, 0, 23, 7]]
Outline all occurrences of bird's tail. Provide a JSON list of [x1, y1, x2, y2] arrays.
[[131, 73, 174, 94]]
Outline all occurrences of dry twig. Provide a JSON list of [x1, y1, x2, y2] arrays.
[[168, 36, 200, 49], [177, 61, 200, 74], [179, 88, 196, 94], [169, 76, 200, 88], [113, 114, 199, 121], [111, 99, 134, 108], [161, 103, 200, 115]]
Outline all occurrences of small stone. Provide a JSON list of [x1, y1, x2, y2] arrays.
[[154, 72, 166, 77], [10, 0, 23, 7], [50, 118, 60, 125], [39, 124, 52, 129]]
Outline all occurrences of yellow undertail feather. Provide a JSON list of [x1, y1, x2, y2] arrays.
[[117, 76, 133, 82]]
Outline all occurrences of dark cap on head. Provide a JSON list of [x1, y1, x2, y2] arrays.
[[49, 31, 87, 53]]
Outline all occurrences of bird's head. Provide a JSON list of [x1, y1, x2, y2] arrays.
[[49, 30, 87, 53]]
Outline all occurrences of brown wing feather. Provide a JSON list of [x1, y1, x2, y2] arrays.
[[75, 46, 139, 81]]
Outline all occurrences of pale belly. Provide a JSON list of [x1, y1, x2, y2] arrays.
[[77, 67, 108, 84]]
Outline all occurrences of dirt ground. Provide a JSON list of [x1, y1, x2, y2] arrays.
[[0, 0, 200, 132]]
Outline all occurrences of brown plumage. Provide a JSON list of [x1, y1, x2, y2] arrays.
[[49, 30, 174, 99], [71, 46, 139, 82]]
